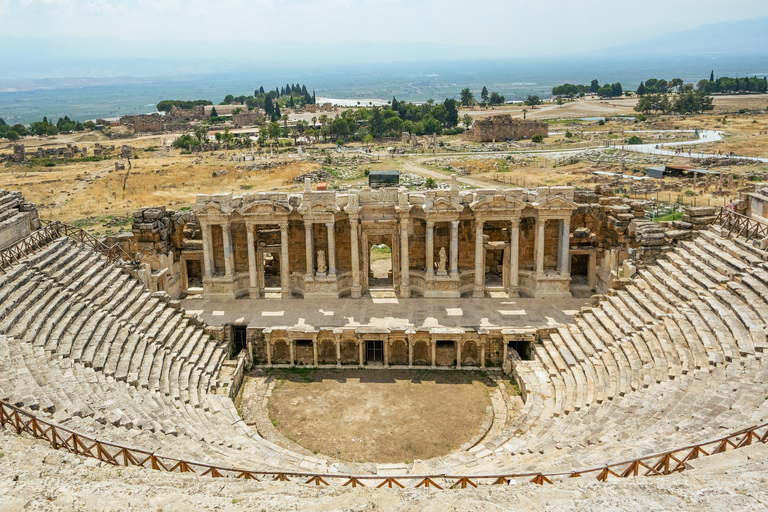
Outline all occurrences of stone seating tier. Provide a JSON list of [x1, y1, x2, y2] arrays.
[[2, 231, 768, 478]]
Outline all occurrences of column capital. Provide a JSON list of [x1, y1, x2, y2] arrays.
[[426, 220, 435, 229], [451, 220, 460, 228], [279, 222, 289, 232]]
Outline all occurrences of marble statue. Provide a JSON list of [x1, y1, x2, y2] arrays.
[[317, 250, 327, 274], [437, 247, 447, 273]]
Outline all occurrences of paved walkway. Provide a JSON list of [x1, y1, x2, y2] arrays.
[[181, 294, 589, 331]]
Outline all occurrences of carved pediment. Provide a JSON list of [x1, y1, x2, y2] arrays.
[[538, 195, 578, 210], [469, 194, 526, 213], [239, 201, 292, 216], [423, 197, 463, 214], [195, 204, 224, 216], [297, 200, 340, 217]]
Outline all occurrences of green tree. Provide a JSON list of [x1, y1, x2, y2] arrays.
[[669, 78, 684, 92], [210, 107, 218, 118], [194, 125, 208, 142], [590, 79, 600, 93], [636, 82, 646, 96], [480, 86, 489, 104], [11, 124, 27, 136], [524, 95, 542, 108], [462, 114, 473, 128], [267, 122, 281, 141], [460, 88, 475, 107], [424, 177, 437, 189], [369, 107, 386, 138], [430, 104, 448, 126], [6, 130, 19, 141], [443, 98, 459, 127], [489, 91, 505, 106]]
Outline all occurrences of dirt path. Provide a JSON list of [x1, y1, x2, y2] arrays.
[[400, 160, 497, 188]]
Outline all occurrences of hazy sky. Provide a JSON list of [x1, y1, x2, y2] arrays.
[[2, 0, 768, 53]]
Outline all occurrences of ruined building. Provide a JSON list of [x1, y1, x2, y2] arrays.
[[464, 115, 549, 143]]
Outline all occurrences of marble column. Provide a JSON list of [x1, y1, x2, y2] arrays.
[[326, 221, 336, 275], [408, 340, 413, 368], [349, 215, 361, 298], [473, 219, 485, 298], [202, 224, 213, 277], [480, 343, 486, 370], [358, 341, 364, 368], [246, 226, 258, 294], [456, 340, 462, 369], [535, 218, 546, 275], [450, 220, 459, 277], [431, 341, 436, 369], [509, 220, 520, 292], [289, 341, 295, 366], [312, 335, 318, 367], [400, 218, 410, 297], [335, 335, 342, 368], [559, 218, 571, 276], [222, 223, 234, 277], [426, 221, 435, 277], [304, 221, 314, 277], [266, 339, 272, 366], [279, 223, 290, 298]]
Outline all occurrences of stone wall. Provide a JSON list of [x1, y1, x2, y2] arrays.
[[232, 111, 264, 127], [133, 114, 164, 133], [464, 115, 548, 143], [0, 190, 39, 250]]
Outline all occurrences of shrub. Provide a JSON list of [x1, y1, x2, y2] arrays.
[[565, 130, 573, 138], [598, 120, 606, 126], [627, 135, 643, 145], [531, 134, 544, 143]]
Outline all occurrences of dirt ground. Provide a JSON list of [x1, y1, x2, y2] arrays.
[[263, 368, 493, 463]]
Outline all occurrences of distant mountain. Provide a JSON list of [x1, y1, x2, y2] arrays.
[[596, 16, 768, 57]]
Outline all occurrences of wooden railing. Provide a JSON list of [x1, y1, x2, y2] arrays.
[[2, 398, 766, 488], [713, 208, 768, 241], [0, 220, 137, 274]]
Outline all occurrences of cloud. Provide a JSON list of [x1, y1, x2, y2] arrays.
[[2, 0, 768, 54]]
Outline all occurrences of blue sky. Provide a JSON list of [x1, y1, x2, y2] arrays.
[[3, 0, 768, 53]]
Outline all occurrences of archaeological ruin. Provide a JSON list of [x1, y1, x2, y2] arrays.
[[2, 178, 768, 496], [464, 115, 549, 143]]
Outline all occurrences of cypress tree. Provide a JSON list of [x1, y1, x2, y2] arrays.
[[710, 70, 715, 82]]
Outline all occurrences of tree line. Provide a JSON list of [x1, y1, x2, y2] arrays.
[[1, 116, 96, 141]]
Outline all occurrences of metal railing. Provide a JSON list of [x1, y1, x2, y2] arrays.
[[2, 398, 766, 488], [0, 220, 137, 274], [713, 208, 768, 241]]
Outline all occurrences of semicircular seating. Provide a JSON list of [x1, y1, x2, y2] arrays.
[[2, 227, 768, 480]]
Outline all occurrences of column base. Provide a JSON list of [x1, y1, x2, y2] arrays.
[[506, 286, 520, 298], [473, 286, 485, 298], [351, 285, 362, 299], [281, 289, 292, 299], [400, 286, 411, 298], [249, 288, 261, 299]]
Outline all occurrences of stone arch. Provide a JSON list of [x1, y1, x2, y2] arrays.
[[318, 339, 336, 364], [389, 339, 408, 365], [462, 340, 480, 366], [272, 340, 290, 364], [340, 338, 358, 364], [412, 340, 430, 366]]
